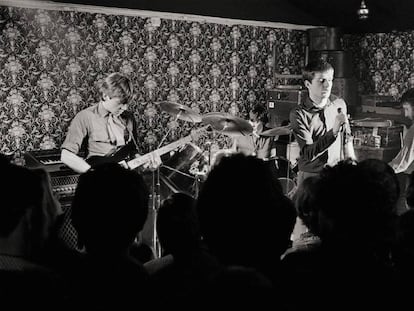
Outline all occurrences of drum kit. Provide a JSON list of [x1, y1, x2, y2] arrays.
[[145, 101, 297, 257], [155, 101, 297, 194]]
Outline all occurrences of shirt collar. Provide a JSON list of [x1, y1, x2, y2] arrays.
[[97, 101, 111, 117], [302, 96, 333, 112]]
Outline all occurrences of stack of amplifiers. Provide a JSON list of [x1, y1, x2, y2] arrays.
[[267, 86, 308, 128]]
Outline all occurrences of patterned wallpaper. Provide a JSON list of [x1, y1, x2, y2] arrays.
[[0, 5, 306, 164], [345, 31, 414, 99]]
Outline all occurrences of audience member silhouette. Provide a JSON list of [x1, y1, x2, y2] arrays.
[[0, 163, 66, 309], [358, 158, 401, 214], [28, 168, 64, 262], [281, 160, 399, 310], [283, 175, 321, 258], [405, 170, 414, 209], [196, 153, 296, 286], [147, 192, 220, 306], [62, 163, 153, 310], [195, 265, 277, 310]]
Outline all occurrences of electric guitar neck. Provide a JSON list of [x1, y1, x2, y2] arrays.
[[87, 126, 208, 169]]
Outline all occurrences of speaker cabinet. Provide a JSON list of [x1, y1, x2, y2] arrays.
[[309, 50, 354, 78], [308, 27, 342, 51], [267, 88, 308, 127]]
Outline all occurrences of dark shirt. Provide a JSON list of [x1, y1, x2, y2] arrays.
[[289, 95, 346, 173]]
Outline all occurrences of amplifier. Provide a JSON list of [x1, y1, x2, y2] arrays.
[[267, 87, 307, 127], [25, 149, 79, 200], [51, 171, 79, 201], [25, 149, 81, 251]]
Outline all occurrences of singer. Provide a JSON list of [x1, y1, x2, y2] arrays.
[[61, 72, 160, 173], [289, 60, 351, 185]]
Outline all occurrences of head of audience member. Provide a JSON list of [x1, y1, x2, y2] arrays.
[[0, 164, 44, 258], [302, 60, 334, 108], [100, 72, 133, 116], [314, 160, 398, 253], [196, 154, 296, 274], [292, 175, 321, 235], [0, 153, 11, 168], [156, 192, 201, 258], [358, 159, 400, 213], [400, 88, 414, 121], [71, 163, 149, 255]]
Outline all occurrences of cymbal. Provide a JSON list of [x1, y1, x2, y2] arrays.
[[260, 126, 292, 137], [158, 101, 202, 123], [202, 112, 253, 136]]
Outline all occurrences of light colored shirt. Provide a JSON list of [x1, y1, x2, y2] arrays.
[[389, 123, 414, 174], [62, 102, 135, 158]]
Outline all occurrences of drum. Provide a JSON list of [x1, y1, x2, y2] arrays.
[[160, 143, 208, 196], [265, 156, 298, 196], [265, 156, 297, 179]]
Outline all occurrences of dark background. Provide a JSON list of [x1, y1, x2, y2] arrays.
[[51, 0, 414, 33]]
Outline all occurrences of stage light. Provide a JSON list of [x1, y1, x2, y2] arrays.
[[357, 0, 369, 20]]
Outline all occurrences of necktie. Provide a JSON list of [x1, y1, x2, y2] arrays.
[[107, 113, 126, 146]]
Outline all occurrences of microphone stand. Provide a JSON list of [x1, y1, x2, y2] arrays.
[[151, 110, 182, 258], [286, 132, 292, 193]]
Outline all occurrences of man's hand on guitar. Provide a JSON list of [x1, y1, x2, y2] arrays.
[[142, 151, 162, 171]]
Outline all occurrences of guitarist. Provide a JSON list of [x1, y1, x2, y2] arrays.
[[61, 73, 161, 173]]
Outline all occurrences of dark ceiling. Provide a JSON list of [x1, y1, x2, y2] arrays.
[[51, 0, 414, 34]]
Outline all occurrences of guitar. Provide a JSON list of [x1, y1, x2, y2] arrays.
[[87, 126, 209, 169]]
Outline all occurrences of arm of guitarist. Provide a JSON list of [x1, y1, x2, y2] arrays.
[[61, 149, 91, 173], [141, 151, 162, 171]]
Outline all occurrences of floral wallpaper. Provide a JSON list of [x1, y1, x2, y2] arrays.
[[0, 5, 307, 164], [345, 31, 414, 100]]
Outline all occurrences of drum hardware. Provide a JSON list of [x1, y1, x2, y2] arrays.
[[149, 102, 203, 258], [202, 112, 253, 136], [161, 142, 207, 198], [264, 131, 297, 196], [285, 132, 295, 195], [162, 164, 196, 179], [204, 140, 213, 167]]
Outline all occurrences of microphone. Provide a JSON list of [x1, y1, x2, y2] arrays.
[[337, 107, 345, 133], [337, 107, 351, 135]]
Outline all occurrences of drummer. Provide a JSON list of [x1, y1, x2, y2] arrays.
[[232, 103, 276, 160]]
